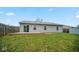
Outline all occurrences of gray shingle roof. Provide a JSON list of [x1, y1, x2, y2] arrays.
[[19, 21, 63, 26]]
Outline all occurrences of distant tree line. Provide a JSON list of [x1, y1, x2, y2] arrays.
[[0, 23, 19, 36]]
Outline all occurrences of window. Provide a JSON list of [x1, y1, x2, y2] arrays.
[[44, 26, 46, 30], [57, 26, 59, 31], [34, 25, 36, 30]]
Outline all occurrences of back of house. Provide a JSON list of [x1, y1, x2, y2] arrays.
[[19, 21, 79, 34], [19, 21, 63, 33]]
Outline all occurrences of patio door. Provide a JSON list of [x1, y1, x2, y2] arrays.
[[26, 25, 29, 32], [24, 25, 29, 32]]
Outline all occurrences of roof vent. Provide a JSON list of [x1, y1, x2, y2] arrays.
[[35, 18, 43, 22]]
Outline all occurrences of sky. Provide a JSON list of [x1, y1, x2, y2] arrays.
[[0, 7, 79, 27]]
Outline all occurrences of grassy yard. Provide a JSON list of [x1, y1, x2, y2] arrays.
[[0, 32, 79, 52]]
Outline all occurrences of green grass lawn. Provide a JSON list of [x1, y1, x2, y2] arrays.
[[0, 32, 79, 52]]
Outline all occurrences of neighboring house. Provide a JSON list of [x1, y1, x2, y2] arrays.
[[19, 21, 63, 33]]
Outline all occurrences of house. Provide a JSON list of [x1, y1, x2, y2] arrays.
[[19, 20, 79, 34], [19, 21, 63, 33]]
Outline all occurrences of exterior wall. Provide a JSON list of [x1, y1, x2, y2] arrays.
[[20, 24, 63, 33], [20, 24, 24, 32], [70, 27, 79, 34]]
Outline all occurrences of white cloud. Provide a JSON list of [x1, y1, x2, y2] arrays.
[[48, 8, 54, 12], [75, 15, 79, 18], [5, 12, 16, 16], [75, 11, 79, 19], [0, 19, 11, 25], [4, 19, 10, 23]]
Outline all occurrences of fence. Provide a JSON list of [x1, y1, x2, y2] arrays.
[[70, 27, 79, 34], [0, 23, 19, 36]]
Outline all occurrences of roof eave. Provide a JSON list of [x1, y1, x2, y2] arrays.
[[20, 22, 63, 26]]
